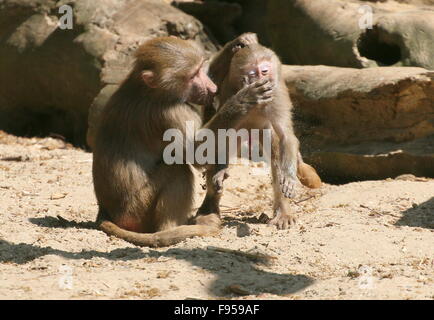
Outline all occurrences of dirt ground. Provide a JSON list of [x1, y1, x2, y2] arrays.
[[0, 131, 433, 300]]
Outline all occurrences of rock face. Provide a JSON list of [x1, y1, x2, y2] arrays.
[[1, 0, 433, 183], [361, 0, 434, 5], [173, 0, 242, 44], [0, 0, 216, 147], [283, 65, 434, 182], [267, 0, 434, 70], [224, 0, 271, 46], [175, 0, 271, 46]]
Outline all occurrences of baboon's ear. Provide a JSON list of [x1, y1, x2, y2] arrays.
[[141, 71, 157, 88]]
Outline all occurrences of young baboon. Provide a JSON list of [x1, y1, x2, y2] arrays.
[[198, 39, 321, 229], [92, 36, 273, 247]]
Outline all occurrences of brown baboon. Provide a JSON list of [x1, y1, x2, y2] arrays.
[[198, 38, 321, 229], [92, 36, 273, 247]]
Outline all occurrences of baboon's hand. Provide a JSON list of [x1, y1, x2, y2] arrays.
[[231, 32, 259, 52], [212, 168, 229, 194], [268, 210, 296, 230], [234, 78, 274, 112]]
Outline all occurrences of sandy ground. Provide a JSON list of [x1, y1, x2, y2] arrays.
[[0, 131, 433, 300]]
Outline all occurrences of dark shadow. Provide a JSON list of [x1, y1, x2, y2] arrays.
[[29, 216, 96, 230], [18, 216, 314, 297], [151, 248, 314, 297], [357, 26, 401, 66], [0, 240, 147, 264], [222, 214, 264, 226], [222, 214, 272, 238], [395, 197, 434, 229]]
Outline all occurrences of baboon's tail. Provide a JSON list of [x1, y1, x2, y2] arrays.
[[98, 220, 220, 247], [297, 152, 322, 189]]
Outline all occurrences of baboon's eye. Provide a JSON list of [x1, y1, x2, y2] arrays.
[[261, 67, 269, 75], [248, 70, 256, 77]]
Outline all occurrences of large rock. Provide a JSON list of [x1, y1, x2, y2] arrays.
[[173, 0, 242, 44], [361, 0, 434, 5], [0, 0, 217, 147], [283, 65, 434, 182], [220, 0, 271, 46], [174, 0, 271, 46], [267, 0, 434, 70]]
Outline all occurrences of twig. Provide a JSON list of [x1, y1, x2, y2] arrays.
[[360, 204, 401, 218], [226, 284, 251, 296], [1, 155, 29, 162], [220, 207, 240, 213], [294, 195, 315, 204]]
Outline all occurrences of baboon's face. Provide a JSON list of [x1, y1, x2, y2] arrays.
[[186, 60, 217, 105]]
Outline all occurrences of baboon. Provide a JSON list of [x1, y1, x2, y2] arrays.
[[92, 36, 273, 247], [198, 37, 321, 229]]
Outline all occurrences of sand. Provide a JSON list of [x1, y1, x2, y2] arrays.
[[0, 131, 433, 300]]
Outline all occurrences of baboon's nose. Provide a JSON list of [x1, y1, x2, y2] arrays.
[[208, 81, 217, 94]]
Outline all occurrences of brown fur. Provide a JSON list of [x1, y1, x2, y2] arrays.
[[198, 38, 321, 229], [93, 36, 274, 246]]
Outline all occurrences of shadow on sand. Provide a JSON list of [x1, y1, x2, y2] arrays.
[[0, 215, 315, 297], [395, 197, 434, 229]]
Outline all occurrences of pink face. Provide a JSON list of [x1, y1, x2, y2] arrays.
[[243, 60, 273, 84], [141, 59, 217, 104], [187, 62, 217, 104]]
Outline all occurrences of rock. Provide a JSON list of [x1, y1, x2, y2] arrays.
[[307, 141, 434, 183], [236, 223, 251, 237], [283, 65, 434, 182], [267, 0, 434, 70], [0, 0, 217, 147], [176, 0, 271, 46], [361, 0, 434, 5], [173, 0, 242, 44], [225, 0, 272, 46]]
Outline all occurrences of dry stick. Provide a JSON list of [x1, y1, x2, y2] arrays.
[[294, 195, 315, 205], [359, 204, 401, 218], [220, 207, 241, 213], [1, 156, 29, 162], [226, 284, 251, 296], [56, 215, 70, 224]]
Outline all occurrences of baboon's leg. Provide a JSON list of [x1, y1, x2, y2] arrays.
[[195, 164, 227, 223], [266, 130, 297, 229], [195, 133, 246, 219], [99, 164, 220, 247], [151, 164, 195, 230], [297, 152, 322, 189], [270, 109, 299, 199]]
